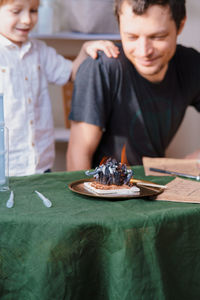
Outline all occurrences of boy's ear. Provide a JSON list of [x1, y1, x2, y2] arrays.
[[178, 16, 186, 35]]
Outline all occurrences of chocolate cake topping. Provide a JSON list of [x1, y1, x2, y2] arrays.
[[85, 158, 133, 186]]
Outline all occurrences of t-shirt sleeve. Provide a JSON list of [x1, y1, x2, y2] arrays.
[[177, 45, 200, 112], [192, 95, 200, 111], [69, 54, 118, 129], [187, 49, 200, 112]]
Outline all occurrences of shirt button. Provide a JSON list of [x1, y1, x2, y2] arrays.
[[28, 98, 32, 104], [32, 142, 35, 147], [25, 76, 28, 81], [30, 120, 33, 125]]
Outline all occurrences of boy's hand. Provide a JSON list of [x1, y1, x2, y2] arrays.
[[84, 40, 119, 59]]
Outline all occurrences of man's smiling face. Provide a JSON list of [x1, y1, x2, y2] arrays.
[[119, 2, 185, 82]]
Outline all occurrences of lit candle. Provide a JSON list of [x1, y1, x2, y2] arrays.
[[0, 94, 5, 185]]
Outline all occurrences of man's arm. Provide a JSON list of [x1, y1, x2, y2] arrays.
[[66, 121, 103, 171]]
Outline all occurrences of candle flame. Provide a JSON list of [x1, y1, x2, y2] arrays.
[[99, 145, 129, 166], [121, 144, 129, 165], [99, 156, 109, 165]]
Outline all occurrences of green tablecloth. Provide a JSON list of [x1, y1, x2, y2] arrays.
[[0, 166, 200, 300]]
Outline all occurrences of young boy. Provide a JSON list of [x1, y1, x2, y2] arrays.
[[0, 0, 119, 176]]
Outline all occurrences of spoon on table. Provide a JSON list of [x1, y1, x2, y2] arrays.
[[6, 190, 14, 208], [35, 190, 52, 208]]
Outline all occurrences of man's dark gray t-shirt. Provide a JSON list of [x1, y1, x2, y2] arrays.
[[69, 44, 200, 167]]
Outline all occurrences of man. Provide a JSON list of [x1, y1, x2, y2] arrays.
[[67, 0, 200, 171]]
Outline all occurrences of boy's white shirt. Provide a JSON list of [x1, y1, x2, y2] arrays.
[[0, 34, 72, 176]]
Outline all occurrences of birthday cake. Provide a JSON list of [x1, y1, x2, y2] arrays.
[[84, 158, 140, 195]]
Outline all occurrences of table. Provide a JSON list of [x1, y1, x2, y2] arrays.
[[0, 166, 200, 300]]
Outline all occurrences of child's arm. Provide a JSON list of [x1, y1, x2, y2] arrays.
[[71, 40, 119, 81]]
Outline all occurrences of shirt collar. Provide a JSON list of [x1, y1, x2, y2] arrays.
[[0, 34, 32, 56]]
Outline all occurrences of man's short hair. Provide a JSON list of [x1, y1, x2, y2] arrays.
[[114, 0, 186, 30]]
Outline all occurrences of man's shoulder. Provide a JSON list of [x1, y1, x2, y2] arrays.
[[176, 44, 200, 59], [99, 44, 128, 64], [80, 44, 129, 73], [174, 44, 200, 74]]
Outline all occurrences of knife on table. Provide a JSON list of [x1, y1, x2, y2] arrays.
[[149, 167, 200, 181]]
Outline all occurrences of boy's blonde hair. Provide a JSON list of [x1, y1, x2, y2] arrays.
[[0, 0, 15, 6]]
